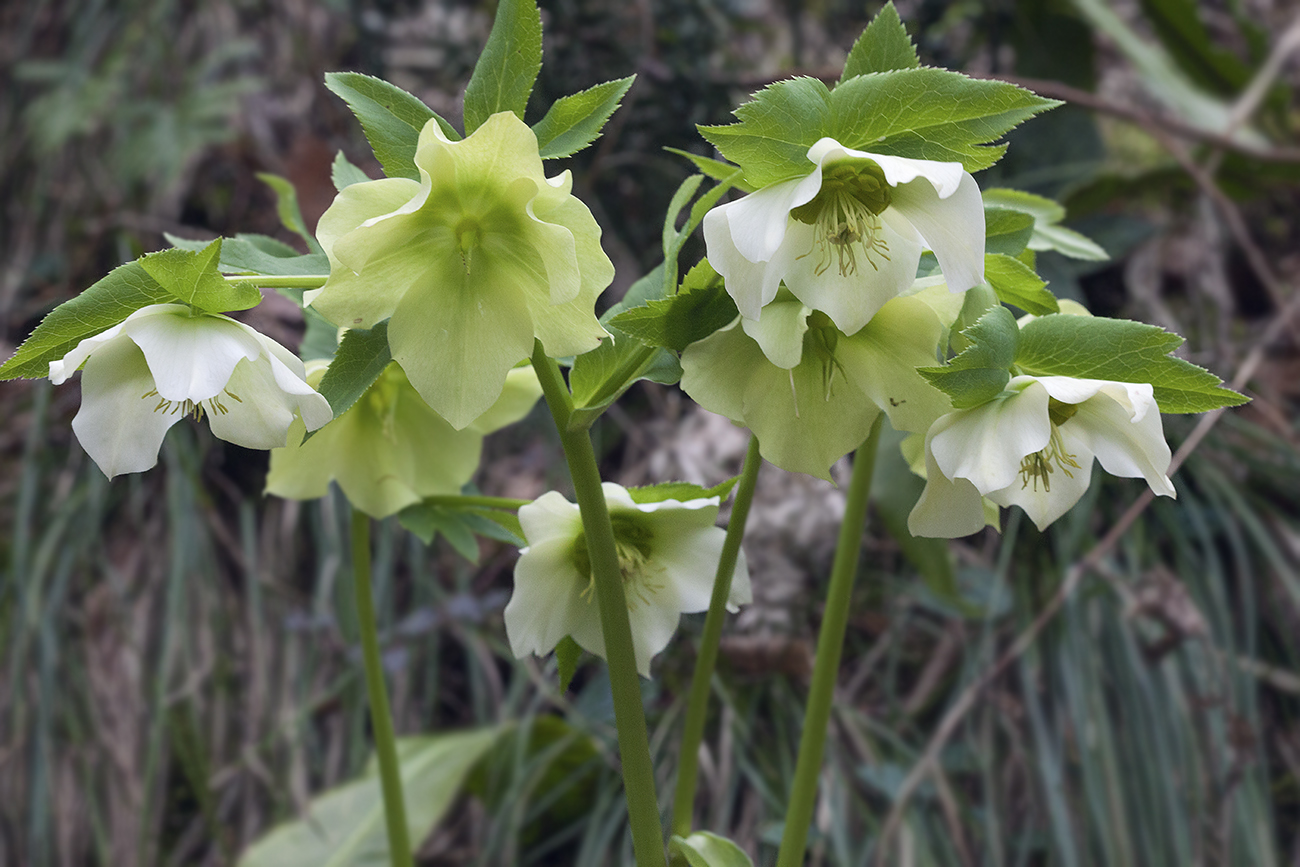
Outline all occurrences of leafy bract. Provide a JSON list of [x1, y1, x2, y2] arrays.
[[919, 305, 1019, 408], [625, 476, 740, 505], [332, 150, 372, 191], [840, 1, 918, 82], [235, 729, 502, 867], [609, 260, 738, 352], [555, 635, 584, 693], [0, 262, 174, 380], [139, 239, 262, 313], [462, 0, 542, 134], [324, 72, 456, 181], [533, 76, 635, 159], [701, 69, 1058, 188], [982, 187, 1108, 261], [984, 253, 1059, 316], [984, 207, 1036, 257], [1015, 314, 1246, 413], [313, 322, 392, 422], [398, 502, 523, 562], [664, 148, 755, 192], [669, 832, 755, 867], [256, 173, 323, 254], [164, 233, 330, 282]]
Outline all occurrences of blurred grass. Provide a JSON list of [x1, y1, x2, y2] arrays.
[[4, 0, 1300, 865]]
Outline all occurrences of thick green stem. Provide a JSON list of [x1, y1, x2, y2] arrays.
[[775, 417, 883, 867], [350, 510, 414, 867], [530, 341, 668, 867], [671, 434, 763, 837]]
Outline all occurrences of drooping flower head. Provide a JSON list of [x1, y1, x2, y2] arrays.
[[704, 138, 985, 335], [908, 375, 1176, 537], [504, 483, 752, 677], [47, 303, 332, 479], [307, 112, 613, 429], [266, 362, 542, 518]]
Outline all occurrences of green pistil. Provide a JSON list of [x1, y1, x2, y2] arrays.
[[790, 160, 893, 278]]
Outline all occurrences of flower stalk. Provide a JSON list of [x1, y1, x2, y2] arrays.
[[671, 433, 762, 837], [530, 340, 667, 867], [775, 415, 882, 867], [350, 509, 414, 867]]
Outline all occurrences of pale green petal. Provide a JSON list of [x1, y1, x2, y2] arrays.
[[388, 252, 536, 430], [124, 309, 261, 402], [837, 296, 951, 435], [903, 275, 966, 330], [929, 382, 1051, 495], [889, 170, 985, 293], [679, 320, 751, 423], [987, 435, 1096, 531], [264, 417, 332, 503], [71, 335, 181, 479], [740, 299, 810, 369], [505, 537, 598, 663], [908, 424, 990, 538], [626, 598, 684, 678], [518, 490, 585, 543], [465, 365, 542, 434], [1067, 390, 1175, 498]]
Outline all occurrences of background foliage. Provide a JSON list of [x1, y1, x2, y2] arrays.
[[3, 0, 1300, 864]]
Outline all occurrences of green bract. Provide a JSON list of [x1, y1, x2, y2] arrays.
[[266, 362, 542, 519], [680, 292, 951, 480], [306, 111, 613, 429]]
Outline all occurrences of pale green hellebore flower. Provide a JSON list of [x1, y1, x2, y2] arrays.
[[704, 138, 984, 335], [306, 112, 613, 430], [680, 292, 951, 480], [908, 375, 1176, 537], [266, 362, 541, 518], [504, 483, 752, 678], [48, 303, 332, 480]]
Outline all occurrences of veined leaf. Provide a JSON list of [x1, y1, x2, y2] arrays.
[[840, 1, 919, 82], [462, 0, 542, 134], [139, 239, 262, 313], [698, 76, 832, 188], [624, 476, 740, 505], [984, 207, 1036, 257], [533, 76, 635, 159], [325, 72, 457, 181], [332, 151, 372, 191], [256, 173, 323, 254], [984, 253, 1059, 316], [313, 322, 392, 423], [919, 305, 1019, 408], [609, 260, 738, 352]]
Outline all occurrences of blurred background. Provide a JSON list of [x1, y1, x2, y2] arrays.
[[3, 0, 1300, 864]]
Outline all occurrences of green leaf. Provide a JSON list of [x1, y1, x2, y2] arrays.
[[840, 1, 919, 82], [398, 505, 482, 561], [669, 832, 755, 867], [699, 76, 833, 188], [139, 239, 262, 313], [664, 148, 755, 193], [555, 636, 583, 693], [625, 476, 740, 506], [533, 76, 635, 159], [236, 729, 503, 867], [1032, 223, 1109, 261], [610, 261, 738, 352], [981, 187, 1065, 224], [981, 188, 1108, 261], [332, 150, 372, 191], [831, 69, 1060, 173], [324, 72, 456, 182], [256, 173, 323, 254], [984, 253, 1058, 316], [462, 0, 543, 134], [0, 261, 175, 380], [314, 322, 392, 422], [983, 207, 1036, 257], [1015, 314, 1247, 413], [163, 232, 331, 281], [919, 305, 1018, 408]]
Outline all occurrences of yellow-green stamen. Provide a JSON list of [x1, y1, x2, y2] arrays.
[[790, 160, 893, 278], [1019, 401, 1083, 492]]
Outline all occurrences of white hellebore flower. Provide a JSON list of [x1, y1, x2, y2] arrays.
[[505, 483, 752, 677], [49, 303, 333, 479], [704, 137, 985, 335], [908, 375, 1176, 537]]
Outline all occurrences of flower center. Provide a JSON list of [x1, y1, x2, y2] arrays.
[[141, 387, 243, 421], [572, 517, 665, 611], [787, 311, 848, 418], [1019, 399, 1082, 492], [454, 218, 482, 274], [790, 160, 892, 278]]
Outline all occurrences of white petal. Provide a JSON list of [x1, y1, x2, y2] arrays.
[[987, 434, 1096, 531], [1068, 390, 1175, 498], [716, 171, 824, 264], [505, 537, 596, 662], [782, 211, 923, 335], [207, 355, 323, 450], [518, 491, 584, 543], [888, 171, 985, 293], [1036, 376, 1156, 422], [908, 427, 991, 538], [646, 525, 725, 614], [740, 299, 810, 369], [806, 139, 967, 199], [626, 599, 682, 678], [71, 335, 181, 479], [124, 310, 262, 402], [929, 381, 1051, 495]]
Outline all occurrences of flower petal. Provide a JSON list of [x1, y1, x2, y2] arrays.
[[505, 536, 597, 663], [1067, 387, 1175, 498], [806, 140, 967, 198], [124, 309, 262, 402], [987, 434, 1096, 531], [929, 380, 1051, 495], [888, 170, 985, 293], [206, 357, 304, 450], [71, 335, 181, 479], [908, 426, 990, 538], [716, 171, 824, 264], [740, 299, 810, 369], [518, 490, 585, 544], [465, 365, 543, 434]]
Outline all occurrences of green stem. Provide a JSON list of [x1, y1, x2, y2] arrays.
[[671, 434, 762, 837], [418, 495, 530, 511], [350, 510, 414, 867], [530, 341, 667, 867], [224, 275, 329, 288], [775, 416, 883, 867]]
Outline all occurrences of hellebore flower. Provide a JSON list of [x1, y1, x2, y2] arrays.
[[307, 112, 613, 430], [504, 483, 752, 678], [908, 375, 1176, 537], [266, 362, 542, 518], [703, 138, 984, 334], [48, 303, 332, 479], [680, 291, 952, 480]]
